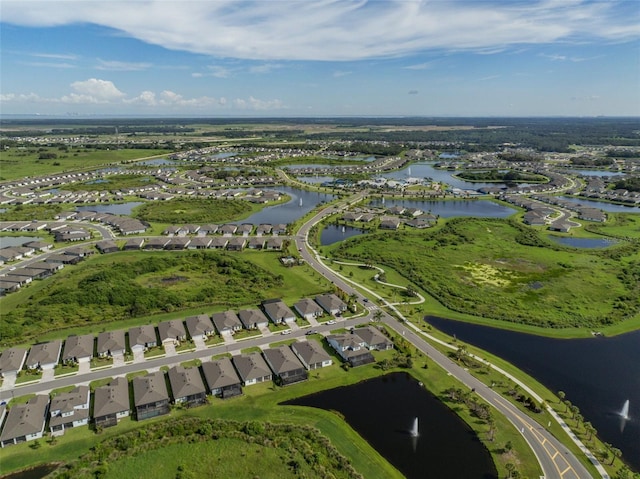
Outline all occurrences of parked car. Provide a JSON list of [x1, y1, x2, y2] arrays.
[[326, 320, 336, 325], [305, 330, 317, 335], [281, 330, 292, 335]]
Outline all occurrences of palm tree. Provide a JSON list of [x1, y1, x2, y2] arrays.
[[610, 447, 622, 465], [557, 390, 566, 405], [505, 463, 516, 478]]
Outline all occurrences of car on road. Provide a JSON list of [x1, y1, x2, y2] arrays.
[[305, 329, 317, 335], [280, 330, 292, 335], [326, 320, 336, 325], [363, 298, 369, 303]]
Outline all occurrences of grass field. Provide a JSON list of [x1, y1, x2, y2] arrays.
[[330, 217, 640, 331], [0, 147, 170, 181], [0, 249, 333, 346]]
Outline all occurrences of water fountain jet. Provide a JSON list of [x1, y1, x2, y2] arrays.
[[620, 400, 630, 420], [409, 417, 419, 438]]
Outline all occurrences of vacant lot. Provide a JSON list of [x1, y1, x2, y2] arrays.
[[331, 217, 640, 329], [1, 250, 328, 344], [0, 147, 170, 180]]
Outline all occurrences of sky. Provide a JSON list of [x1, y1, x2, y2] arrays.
[[1, 0, 639, 117]]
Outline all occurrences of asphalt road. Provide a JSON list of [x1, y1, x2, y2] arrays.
[[1, 193, 596, 478]]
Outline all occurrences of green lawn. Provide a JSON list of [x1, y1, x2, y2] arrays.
[[0, 147, 170, 181], [330, 217, 640, 332]]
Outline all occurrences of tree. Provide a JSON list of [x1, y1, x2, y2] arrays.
[[557, 390, 566, 405], [610, 447, 622, 465], [505, 463, 516, 478]]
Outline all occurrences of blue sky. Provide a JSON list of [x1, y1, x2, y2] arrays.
[[1, 0, 639, 117]]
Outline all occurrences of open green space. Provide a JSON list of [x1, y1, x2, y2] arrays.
[[132, 196, 289, 224], [455, 169, 549, 183], [1, 250, 331, 346], [60, 174, 160, 192], [0, 147, 170, 181], [330, 217, 640, 331]]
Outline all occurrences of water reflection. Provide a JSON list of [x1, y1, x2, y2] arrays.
[[425, 316, 640, 471], [285, 372, 497, 479], [320, 224, 366, 245], [369, 198, 516, 218]]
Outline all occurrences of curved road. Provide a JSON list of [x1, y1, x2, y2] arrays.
[[295, 198, 596, 479]]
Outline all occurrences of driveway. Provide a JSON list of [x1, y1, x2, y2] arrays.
[[163, 342, 177, 357], [193, 337, 206, 351]]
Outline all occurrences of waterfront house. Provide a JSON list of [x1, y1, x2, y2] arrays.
[[291, 340, 333, 370], [263, 346, 308, 386], [232, 353, 272, 386]]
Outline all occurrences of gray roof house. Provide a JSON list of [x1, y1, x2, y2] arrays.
[[327, 333, 375, 367], [356, 326, 394, 351], [25, 340, 62, 370], [211, 311, 243, 336], [262, 299, 296, 324], [185, 314, 215, 340], [262, 346, 308, 386], [294, 298, 324, 321], [315, 293, 348, 316], [157, 319, 187, 344], [291, 340, 333, 370], [128, 325, 158, 352], [238, 308, 269, 330], [133, 371, 170, 420], [0, 347, 27, 377], [62, 334, 94, 364], [167, 366, 207, 407], [49, 385, 90, 435], [96, 330, 126, 358], [93, 377, 130, 428], [232, 353, 272, 386], [0, 395, 49, 447], [201, 358, 243, 398]]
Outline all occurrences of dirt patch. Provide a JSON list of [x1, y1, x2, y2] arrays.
[[161, 275, 188, 284]]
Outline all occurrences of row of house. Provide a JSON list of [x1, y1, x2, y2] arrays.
[[0, 247, 93, 296], [0, 295, 348, 379], [161, 222, 288, 237], [97, 236, 286, 253], [0, 338, 338, 446]]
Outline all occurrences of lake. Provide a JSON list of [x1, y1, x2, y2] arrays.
[[567, 169, 624, 177], [76, 202, 144, 216], [369, 198, 517, 218], [285, 372, 497, 479], [549, 236, 619, 248], [320, 224, 367, 245], [232, 186, 335, 225], [0, 236, 44, 248], [425, 316, 640, 472], [382, 163, 526, 190], [559, 196, 640, 213]]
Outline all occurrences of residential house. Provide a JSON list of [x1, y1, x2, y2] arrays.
[[93, 377, 130, 428], [379, 217, 401, 230], [25, 340, 62, 370], [291, 340, 333, 370], [0, 395, 49, 447], [355, 326, 394, 351], [165, 237, 190, 250], [132, 371, 170, 420], [315, 293, 348, 316], [232, 353, 272, 386], [123, 238, 145, 250], [201, 358, 243, 398], [157, 319, 187, 345], [326, 333, 375, 367], [167, 366, 207, 407], [237, 224, 253, 236], [128, 325, 158, 353], [247, 237, 265, 249], [238, 309, 269, 330], [96, 330, 126, 358], [262, 299, 296, 325], [294, 298, 324, 321], [49, 386, 90, 435], [219, 224, 238, 236], [226, 237, 246, 251], [0, 347, 27, 378], [144, 237, 170, 250], [263, 346, 308, 386], [61, 334, 94, 364], [265, 237, 283, 250], [211, 311, 243, 336], [96, 240, 119, 254], [272, 224, 287, 235], [185, 314, 215, 340], [187, 236, 212, 249], [209, 237, 229, 249]]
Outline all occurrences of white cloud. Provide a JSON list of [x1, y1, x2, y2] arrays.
[[404, 62, 433, 70], [1, 1, 637, 61], [19, 61, 75, 69], [30, 52, 78, 60], [63, 78, 126, 103], [96, 59, 152, 71], [249, 63, 283, 74], [333, 70, 352, 78], [1, 78, 284, 112]]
